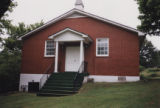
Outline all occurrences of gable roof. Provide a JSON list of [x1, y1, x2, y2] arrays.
[[48, 28, 92, 43], [18, 8, 145, 40]]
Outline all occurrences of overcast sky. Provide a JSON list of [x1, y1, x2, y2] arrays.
[[8, 0, 160, 50]]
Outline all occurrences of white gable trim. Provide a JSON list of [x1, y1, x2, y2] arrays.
[[49, 28, 88, 39], [66, 12, 87, 19], [18, 8, 145, 40], [54, 32, 84, 42], [48, 28, 92, 43]]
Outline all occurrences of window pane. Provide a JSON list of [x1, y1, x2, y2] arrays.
[[101, 43, 105, 47], [98, 43, 101, 47], [98, 50, 101, 54], [97, 38, 108, 56], [105, 51, 108, 54], [105, 43, 107, 47], [46, 40, 55, 56], [97, 39, 102, 42], [100, 47, 104, 50], [98, 47, 101, 51], [101, 50, 104, 54]]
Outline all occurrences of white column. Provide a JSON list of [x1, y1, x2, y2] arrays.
[[80, 40, 84, 64], [54, 41, 59, 73]]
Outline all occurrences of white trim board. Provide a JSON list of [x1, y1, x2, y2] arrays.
[[84, 75, 140, 83], [18, 8, 145, 40]]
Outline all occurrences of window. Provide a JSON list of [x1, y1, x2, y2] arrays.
[[96, 38, 109, 56], [44, 40, 55, 57]]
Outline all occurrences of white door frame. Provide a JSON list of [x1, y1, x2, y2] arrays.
[[54, 40, 84, 72], [64, 40, 84, 72]]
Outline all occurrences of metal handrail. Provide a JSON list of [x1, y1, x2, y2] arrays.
[[39, 62, 54, 89], [73, 61, 87, 87]]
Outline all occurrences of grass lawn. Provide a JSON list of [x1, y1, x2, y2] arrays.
[[0, 80, 160, 108]]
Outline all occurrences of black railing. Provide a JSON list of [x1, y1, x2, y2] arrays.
[[39, 62, 54, 89], [73, 61, 88, 88]]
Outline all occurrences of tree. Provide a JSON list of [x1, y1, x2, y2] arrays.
[[0, 1, 44, 92], [140, 39, 160, 67], [0, 0, 11, 18], [0, 1, 17, 36], [4, 22, 43, 51], [0, 22, 43, 93], [136, 0, 160, 36]]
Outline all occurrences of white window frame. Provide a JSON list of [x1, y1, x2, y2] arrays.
[[96, 38, 109, 57], [44, 40, 55, 57]]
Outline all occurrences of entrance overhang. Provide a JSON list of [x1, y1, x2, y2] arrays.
[[48, 28, 92, 44], [48, 28, 90, 73]]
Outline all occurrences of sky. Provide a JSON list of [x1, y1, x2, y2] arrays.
[[8, 0, 160, 50]]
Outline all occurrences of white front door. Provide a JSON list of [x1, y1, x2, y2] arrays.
[[65, 46, 80, 72]]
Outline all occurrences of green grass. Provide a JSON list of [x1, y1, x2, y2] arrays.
[[0, 80, 160, 108]]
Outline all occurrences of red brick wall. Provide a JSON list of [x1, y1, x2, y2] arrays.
[[21, 17, 139, 76]]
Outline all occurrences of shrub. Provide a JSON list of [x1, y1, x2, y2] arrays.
[[140, 74, 149, 81], [140, 74, 145, 80], [148, 68, 160, 72], [149, 73, 157, 77], [139, 66, 145, 72]]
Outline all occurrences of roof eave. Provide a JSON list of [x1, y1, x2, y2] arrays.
[[138, 31, 145, 37], [18, 9, 76, 40], [18, 8, 145, 40]]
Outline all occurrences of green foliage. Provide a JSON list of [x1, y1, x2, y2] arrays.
[[148, 68, 160, 72], [3, 21, 43, 52], [140, 74, 146, 80], [0, 21, 43, 93], [0, 51, 21, 92], [140, 68, 160, 80], [0, 0, 17, 18], [136, 0, 160, 35], [139, 65, 145, 72], [0, 1, 44, 93], [7, 21, 44, 38], [140, 39, 160, 67], [0, 0, 11, 17], [0, 1, 17, 35], [149, 73, 157, 77]]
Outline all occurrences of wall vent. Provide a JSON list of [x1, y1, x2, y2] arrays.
[[118, 76, 126, 82]]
